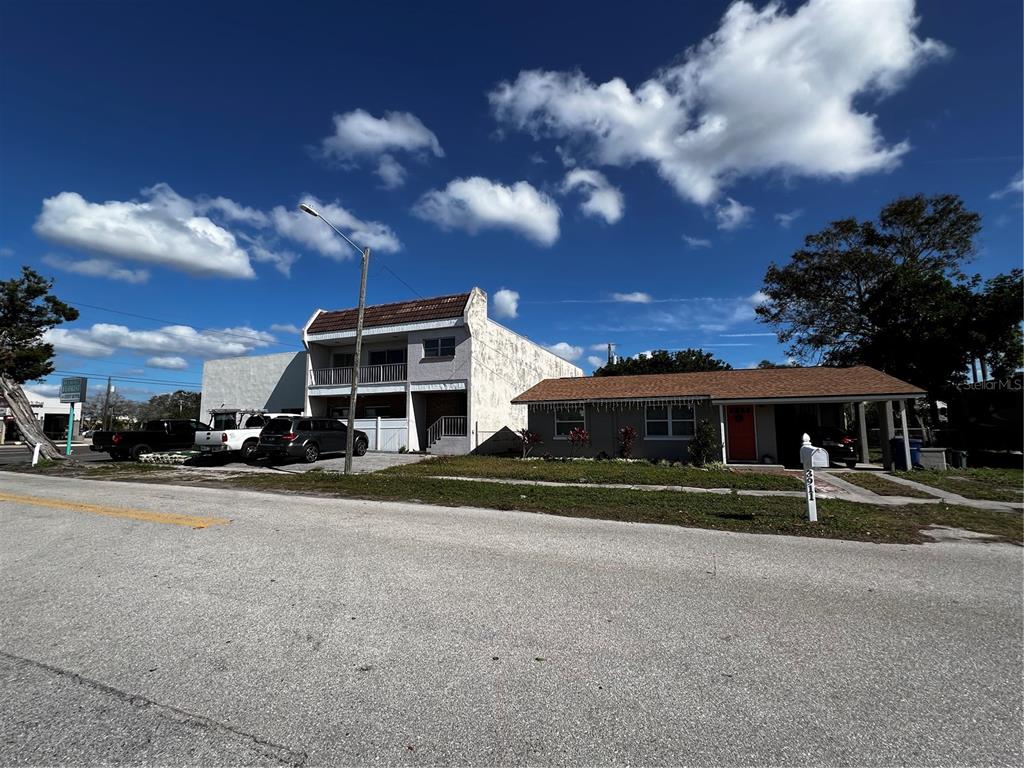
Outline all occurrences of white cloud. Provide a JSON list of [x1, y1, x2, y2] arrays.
[[34, 185, 257, 279], [586, 355, 605, 368], [147, 355, 189, 370], [611, 291, 652, 304], [272, 197, 402, 257], [270, 323, 301, 334], [375, 154, 407, 189], [633, 291, 768, 334], [991, 170, 1023, 200], [492, 288, 520, 319], [321, 109, 443, 159], [774, 209, 804, 228], [682, 235, 712, 248], [44, 323, 276, 360], [715, 198, 754, 230], [489, 0, 946, 206], [561, 169, 624, 224], [413, 177, 560, 246], [197, 196, 269, 227], [589, 343, 611, 352], [543, 342, 583, 362], [42, 254, 149, 284], [320, 110, 443, 189], [26, 383, 61, 397]]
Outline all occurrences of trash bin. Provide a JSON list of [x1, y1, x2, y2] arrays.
[[890, 438, 923, 470]]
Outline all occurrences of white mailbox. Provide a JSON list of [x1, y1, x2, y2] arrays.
[[800, 443, 829, 469], [799, 433, 828, 523]]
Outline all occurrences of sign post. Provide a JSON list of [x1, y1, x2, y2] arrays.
[[799, 433, 829, 523], [59, 377, 88, 457]]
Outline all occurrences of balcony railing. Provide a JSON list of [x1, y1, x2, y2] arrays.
[[310, 363, 407, 387]]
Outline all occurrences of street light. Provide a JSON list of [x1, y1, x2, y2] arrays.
[[299, 202, 370, 475]]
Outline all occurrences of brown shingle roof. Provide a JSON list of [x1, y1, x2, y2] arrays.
[[512, 366, 925, 403], [307, 292, 471, 334]]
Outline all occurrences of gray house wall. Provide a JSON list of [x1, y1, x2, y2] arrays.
[[200, 351, 307, 419], [527, 401, 716, 461]]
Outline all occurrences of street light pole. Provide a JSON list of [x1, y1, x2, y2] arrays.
[[299, 203, 370, 475]]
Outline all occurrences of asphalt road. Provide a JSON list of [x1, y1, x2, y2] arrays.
[[1, 472, 1021, 766]]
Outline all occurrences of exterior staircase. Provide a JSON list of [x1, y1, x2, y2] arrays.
[[427, 415, 468, 455]]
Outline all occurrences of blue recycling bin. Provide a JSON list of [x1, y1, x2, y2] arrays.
[[890, 438, 923, 470]]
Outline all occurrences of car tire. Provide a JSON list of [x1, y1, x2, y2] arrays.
[[303, 443, 320, 463], [130, 444, 151, 461], [110, 449, 128, 461], [845, 460, 857, 469], [353, 436, 368, 457], [240, 439, 259, 461]]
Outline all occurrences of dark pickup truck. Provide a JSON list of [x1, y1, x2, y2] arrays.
[[90, 419, 211, 461]]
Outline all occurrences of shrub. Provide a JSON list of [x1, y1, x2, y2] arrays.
[[518, 428, 543, 459], [568, 427, 590, 456], [688, 419, 722, 466], [618, 426, 638, 458]]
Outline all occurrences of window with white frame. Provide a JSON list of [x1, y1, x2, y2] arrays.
[[645, 403, 696, 438], [423, 337, 456, 358], [554, 407, 585, 437]]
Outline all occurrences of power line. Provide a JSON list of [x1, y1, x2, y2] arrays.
[[50, 369, 201, 388], [64, 298, 303, 350]]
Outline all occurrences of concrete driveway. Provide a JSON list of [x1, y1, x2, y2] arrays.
[[2, 471, 1021, 766]]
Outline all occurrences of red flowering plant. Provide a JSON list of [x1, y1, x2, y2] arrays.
[[568, 426, 591, 456], [518, 428, 543, 458]]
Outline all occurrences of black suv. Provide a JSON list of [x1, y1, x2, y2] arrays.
[[256, 416, 369, 463]]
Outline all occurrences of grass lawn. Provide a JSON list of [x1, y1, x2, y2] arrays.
[[224, 470, 1022, 546], [835, 472, 939, 498], [894, 468, 1024, 503], [385, 455, 803, 491]]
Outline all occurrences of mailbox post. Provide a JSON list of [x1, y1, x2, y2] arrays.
[[800, 433, 829, 523]]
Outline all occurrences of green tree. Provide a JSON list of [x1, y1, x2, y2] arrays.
[[756, 194, 1021, 399], [0, 267, 79, 458], [756, 359, 793, 369], [969, 269, 1024, 379], [138, 390, 201, 422], [595, 348, 732, 377]]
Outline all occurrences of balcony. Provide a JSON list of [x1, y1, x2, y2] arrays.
[[309, 363, 408, 387]]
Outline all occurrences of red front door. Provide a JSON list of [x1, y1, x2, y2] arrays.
[[726, 405, 756, 462]]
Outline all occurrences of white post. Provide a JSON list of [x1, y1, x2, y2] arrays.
[[899, 399, 912, 471], [718, 404, 727, 464], [32, 442, 41, 466], [801, 433, 818, 523], [375, 415, 381, 451]]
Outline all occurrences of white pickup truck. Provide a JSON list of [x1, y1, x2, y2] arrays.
[[194, 409, 293, 461]]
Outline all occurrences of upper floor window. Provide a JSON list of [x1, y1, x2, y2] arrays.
[[332, 352, 354, 369], [645, 404, 696, 438], [423, 337, 456, 358], [369, 348, 407, 366]]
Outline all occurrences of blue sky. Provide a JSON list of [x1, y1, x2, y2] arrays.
[[2, 0, 1021, 400]]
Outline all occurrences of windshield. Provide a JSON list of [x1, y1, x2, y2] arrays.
[[262, 417, 295, 435]]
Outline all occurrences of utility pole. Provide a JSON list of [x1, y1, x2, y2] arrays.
[[345, 246, 370, 475], [101, 376, 113, 430]]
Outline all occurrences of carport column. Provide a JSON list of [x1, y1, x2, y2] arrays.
[[857, 402, 870, 464], [898, 399, 912, 471], [375, 416, 381, 451], [718, 404, 727, 464], [880, 400, 896, 470]]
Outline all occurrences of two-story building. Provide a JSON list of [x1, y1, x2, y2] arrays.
[[201, 288, 582, 454]]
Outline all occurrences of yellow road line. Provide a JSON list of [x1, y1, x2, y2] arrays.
[[0, 491, 230, 529]]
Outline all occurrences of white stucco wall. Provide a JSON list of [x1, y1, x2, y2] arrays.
[[464, 288, 583, 453], [200, 351, 307, 419]]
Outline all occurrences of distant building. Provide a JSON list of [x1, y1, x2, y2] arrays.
[[0, 388, 82, 444]]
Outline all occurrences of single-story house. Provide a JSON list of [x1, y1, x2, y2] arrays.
[[512, 366, 926, 468]]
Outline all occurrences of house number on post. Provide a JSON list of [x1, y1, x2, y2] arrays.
[[799, 433, 829, 523]]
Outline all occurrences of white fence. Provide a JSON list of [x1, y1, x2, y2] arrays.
[[353, 417, 408, 452]]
